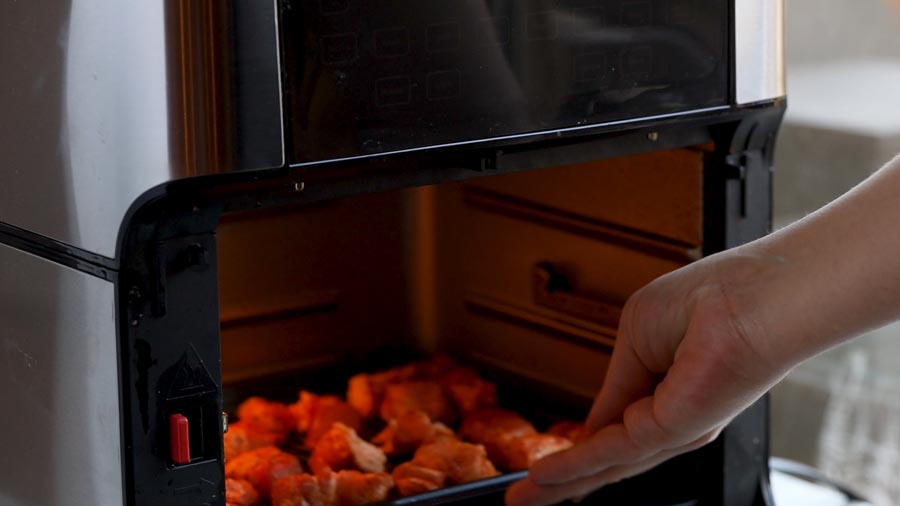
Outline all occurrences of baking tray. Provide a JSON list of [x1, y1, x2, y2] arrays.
[[223, 350, 704, 506]]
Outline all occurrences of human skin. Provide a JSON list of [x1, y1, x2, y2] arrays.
[[506, 154, 900, 506]]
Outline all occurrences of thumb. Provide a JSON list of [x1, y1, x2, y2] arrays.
[[585, 287, 692, 432]]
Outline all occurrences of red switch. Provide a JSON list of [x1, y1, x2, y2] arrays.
[[169, 413, 191, 465]]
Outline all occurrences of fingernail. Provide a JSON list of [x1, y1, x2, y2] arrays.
[[528, 467, 556, 485], [505, 481, 528, 506]]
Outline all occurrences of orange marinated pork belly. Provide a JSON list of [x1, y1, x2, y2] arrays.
[[272, 470, 393, 506], [412, 355, 459, 379], [272, 473, 323, 506], [459, 408, 539, 471], [459, 408, 537, 443], [291, 391, 363, 449], [372, 410, 456, 457], [438, 368, 498, 414], [409, 440, 499, 485], [225, 421, 286, 461], [309, 423, 387, 475], [380, 382, 457, 425], [547, 421, 590, 444], [225, 478, 260, 506], [347, 365, 419, 419], [392, 462, 447, 497], [500, 433, 573, 471], [346, 356, 458, 419], [225, 446, 304, 499], [321, 468, 394, 506], [237, 397, 296, 440]]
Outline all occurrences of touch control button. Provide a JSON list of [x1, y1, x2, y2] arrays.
[[375, 28, 409, 57], [320, 0, 349, 15], [321, 33, 358, 65], [376, 77, 412, 107], [427, 22, 460, 53], [427, 70, 461, 101]]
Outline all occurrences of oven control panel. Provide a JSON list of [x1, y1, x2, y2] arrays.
[[281, 0, 728, 164]]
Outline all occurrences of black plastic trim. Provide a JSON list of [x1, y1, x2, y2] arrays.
[[0, 221, 117, 281]]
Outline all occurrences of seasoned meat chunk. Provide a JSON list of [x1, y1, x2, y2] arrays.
[[460, 408, 537, 443], [225, 478, 260, 506], [237, 397, 296, 440], [547, 421, 590, 444], [320, 468, 394, 506], [409, 440, 499, 485], [224, 421, 285, 461], [372, 411, 456, 457], [346, 374, 379, 420], [309, 423, 387, 475], [225, 446, 303, 499], [413, 355, 459, 379], [347, 364, 418, 419], [290, 391, 363, 449], [290, 391, 321, 433], [272, 473, 324, 506], [501, 433, 573, 471], [272, 470, 393, 506], [346, 357, 457, 419], [380, 382, 457, 425], [392, 462, 446, 497], [460, 409, 539, 471], [438, 368, 497, 413]]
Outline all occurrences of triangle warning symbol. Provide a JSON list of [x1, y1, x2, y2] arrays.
[[165, 344, 217, 401]]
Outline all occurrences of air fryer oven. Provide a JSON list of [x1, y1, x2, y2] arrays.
[[0, 1, 785, 505], [212, 144, 778, 506]]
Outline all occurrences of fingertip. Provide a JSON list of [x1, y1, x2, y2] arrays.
[[505, 478, 533, 506], [528, 453, 568, 485]]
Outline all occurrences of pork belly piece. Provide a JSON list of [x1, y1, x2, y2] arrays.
[[459, 408, 536, 445], [372, 411, 456, 457], [309, 423, 387, 475], [237, 397, 296, 440], [225, 446, 303, 499], [501, 434, 573, 471], [347, 364, 419, 419], [438, 367, 498, 413], [413, 355, 459, 379], [409, 440, 499, 485], [391, 462, 447, 497], [291, 391, 322, 434], [320, 468, 395, 506], [346, 356, 459, 419], [290, 391, 363, 449], [272, 473, 324, 506], [225, 478, 260, 506], [225, 421, 285, 460], [380, 382, 457, 425], [546, 421, 590, 444], [346, 374, 379, 420], [459, 409, 538, 471], [272, 470, 393, 506]]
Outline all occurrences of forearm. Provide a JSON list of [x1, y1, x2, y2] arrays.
[[733, 154, 900, 367]]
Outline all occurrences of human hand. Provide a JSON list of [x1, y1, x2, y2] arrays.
[[506, 250, 794, 506]]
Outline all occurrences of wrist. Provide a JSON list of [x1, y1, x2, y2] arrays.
[[706, 244, 814, 375]]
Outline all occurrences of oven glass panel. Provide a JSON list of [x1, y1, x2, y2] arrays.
[[282, 0, 728, 163]]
